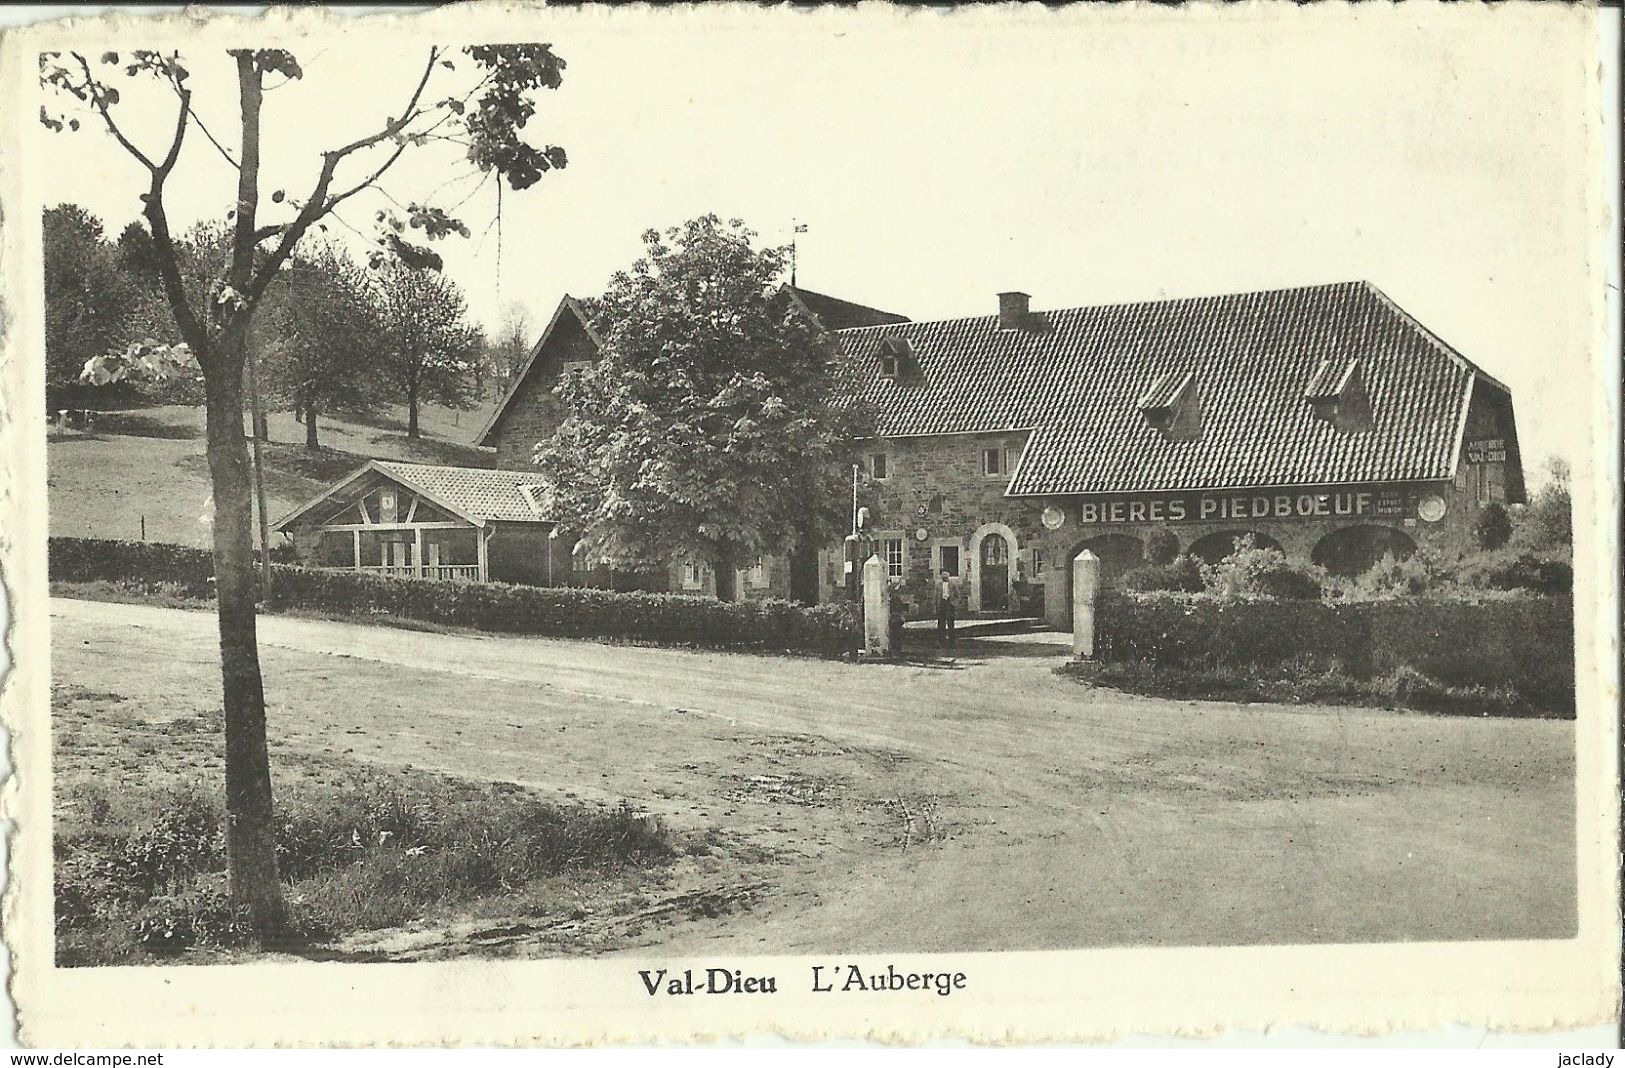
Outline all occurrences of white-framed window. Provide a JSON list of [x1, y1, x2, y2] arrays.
[[681, 561, 706, 590], [869, 452, 889, 480], [1030, 547, 1048, 580], [880, 536, 906, 581], [742, 556, 769, 589], [933, 539, 962, 580], [981, 446, 1018, 477]]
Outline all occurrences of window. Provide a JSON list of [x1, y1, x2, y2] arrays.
[[881, 537, 906, 581], [869, 452, 889, 480], [936, 542, 961, 578], [879, 354, 900, 378], [561, 358, 592, 375], [981, 446, 1018, 477], [681, 562, 705, 590], [743, 556, 769, 589], [1031, 548, 1047, 579]]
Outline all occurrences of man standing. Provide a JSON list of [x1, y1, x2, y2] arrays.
[[936, 570, 957, 648]]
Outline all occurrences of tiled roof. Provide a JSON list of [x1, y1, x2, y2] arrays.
[[786, 286, 911, 330], [835, 281, 1494, 496], [369, 462, 548, 523]]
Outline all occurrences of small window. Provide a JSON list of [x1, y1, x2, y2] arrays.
[[1031, 548, 1047, 579], [561, 359, 592, 375], [870, 452, 889, 480], [881, 537, 906, 581], [879, 354, 900, 378], [938, 544, 960, 577], [744, 556, 769, 589], [681, 562, 705, 590], [981, 448, 1004, 476]]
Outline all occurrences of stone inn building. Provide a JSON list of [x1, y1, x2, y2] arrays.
[[281, 280, 1524, 630]]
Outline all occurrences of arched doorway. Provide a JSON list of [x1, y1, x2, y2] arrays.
[[1187, 530, 1284, 566], [968, 522, 1019, 613], [1312, 525, 1417, 577], [979, 534, 1011, 612]]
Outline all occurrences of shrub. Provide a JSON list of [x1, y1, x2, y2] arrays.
[[130, 885, 256, 955], [1092, 591, 1574, 716], [1144, 527, 1181, 566], [1473, 502, 1513, 550], [1339, 548, 1452, 601], [48, 537, 863, 655], [1121, 555, 1204, 593], [1456, 548, 1572, 595], [1200, 536, 1325, 600]]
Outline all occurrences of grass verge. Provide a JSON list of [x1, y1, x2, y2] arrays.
[[54, 684, 676, 966]]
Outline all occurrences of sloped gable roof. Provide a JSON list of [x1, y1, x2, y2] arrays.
[[475, 294, 601, 447], [836, 281, 1501, 496], [274, 461, 548, 530]]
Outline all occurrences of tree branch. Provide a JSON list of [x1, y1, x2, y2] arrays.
[[323, 47, 439, 163], [72, 52, 156, 172]]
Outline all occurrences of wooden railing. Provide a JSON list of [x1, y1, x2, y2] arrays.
[[356, 564, 483, 582]]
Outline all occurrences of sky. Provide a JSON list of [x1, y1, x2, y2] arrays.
[[18, 3, 1608, 486]]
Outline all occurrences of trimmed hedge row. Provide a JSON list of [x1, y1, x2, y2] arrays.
[[50, 537, 860, 655], [1094, 590, 1574, 715]]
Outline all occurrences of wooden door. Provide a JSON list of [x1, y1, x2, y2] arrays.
[[979, 534, 1009, 613]]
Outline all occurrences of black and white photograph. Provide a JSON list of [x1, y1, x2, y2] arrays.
[[0, 0, 1617, 1048]]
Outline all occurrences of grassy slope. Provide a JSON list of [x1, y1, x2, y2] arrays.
[[48, 400, 497, 549]]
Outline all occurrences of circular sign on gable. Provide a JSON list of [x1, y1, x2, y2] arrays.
[[915, 527, 929, 542], [1418, 495, 1447, 523], [1041, 506, 1066, 531]]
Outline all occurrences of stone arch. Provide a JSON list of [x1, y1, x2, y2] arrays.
[[968, 522, 1020, 613], [1311, 525, 1417, 577], [1057, 533, 1145, 630], [1187, 530, 1285, 566]]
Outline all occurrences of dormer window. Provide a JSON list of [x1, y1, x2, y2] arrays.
[[1136, 371, 1203, 442], [878, 336, 913, 379], [1304, 358, 1372, 432]]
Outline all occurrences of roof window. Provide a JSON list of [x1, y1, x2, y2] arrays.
[[878, 336, 914, 379], [1303, 359, 1372, 432], [1136, 371, 1203, 442]]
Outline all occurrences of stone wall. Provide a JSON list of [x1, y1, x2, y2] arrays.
[[486, 313, 598, 471]]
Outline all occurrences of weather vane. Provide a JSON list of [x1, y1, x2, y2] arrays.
[[791, 219, 808, 287]]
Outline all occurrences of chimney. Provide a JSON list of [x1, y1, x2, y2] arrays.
[[997, 291, 1031, 330]]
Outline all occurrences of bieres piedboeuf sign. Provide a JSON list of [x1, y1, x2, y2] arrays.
[[1077, 488, 1407, 525]]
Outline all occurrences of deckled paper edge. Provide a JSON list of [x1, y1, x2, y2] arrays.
[[0, 0, 1617, 1048]]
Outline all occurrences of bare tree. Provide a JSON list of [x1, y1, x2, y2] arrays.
[[46, 44, 568, 934], [482, 301, 535, 396]]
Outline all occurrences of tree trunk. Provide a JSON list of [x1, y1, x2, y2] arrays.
[[406, 381, 420, 439], [252, 410, 269, 441], [712, 540, 738, 602], [201, 340, 288, 936], [304, 392, 319, 449]]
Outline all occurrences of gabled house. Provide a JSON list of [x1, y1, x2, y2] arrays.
[[290, 277, 1523, 627], [274, 460, 561, 586]]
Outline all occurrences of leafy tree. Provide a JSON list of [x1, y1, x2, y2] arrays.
[[482, 302, 535, 396], [43, 204, 144, 399], [534, 215, 870, 601], [43, 43, 568, 933], [1516, 457, 1572, 551], [258, 243, 389, 448], [374, 263, 484, 437]]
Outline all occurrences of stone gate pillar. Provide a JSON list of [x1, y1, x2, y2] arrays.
[[862, 554, 890, 656], [1072, 548, 1100, 659]]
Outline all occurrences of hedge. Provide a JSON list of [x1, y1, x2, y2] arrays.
[[49, 537, 860, 655], [1093, 590, 1574, 716]]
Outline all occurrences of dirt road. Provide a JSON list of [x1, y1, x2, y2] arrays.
[[51, 597, 1576, 956]]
